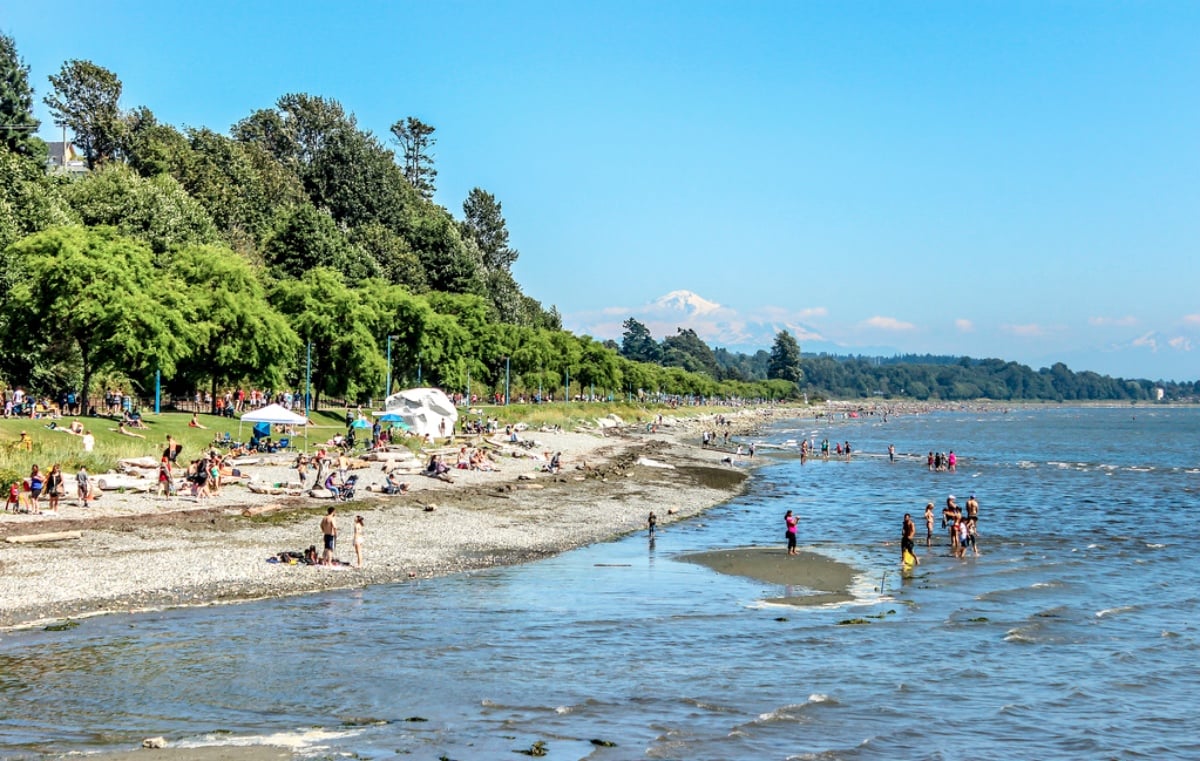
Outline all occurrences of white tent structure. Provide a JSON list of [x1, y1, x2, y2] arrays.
[[381, 387, 458, 441], [239, 403, 310, 449]]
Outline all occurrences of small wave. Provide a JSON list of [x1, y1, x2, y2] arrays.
[[1146, 543, 1166, 549], [1003, 628, 1037, 644], [178, 727, 361, 752], [1095, 605, 1137, 619], [756, 695, 839, 723]]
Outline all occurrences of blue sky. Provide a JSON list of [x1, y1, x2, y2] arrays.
[[4, 1, 1198, 381]]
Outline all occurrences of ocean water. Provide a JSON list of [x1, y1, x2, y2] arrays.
[[2, 405, 1199, 760]]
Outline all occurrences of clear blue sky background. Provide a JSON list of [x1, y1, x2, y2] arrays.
[[4, 1, 1198, 381]]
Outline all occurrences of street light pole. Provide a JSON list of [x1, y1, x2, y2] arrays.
[[385, 335, 395, 401], [504, 356, 511, 406], [304, 341, 312, 419]]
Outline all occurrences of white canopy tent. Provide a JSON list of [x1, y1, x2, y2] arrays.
[[239, 403, 309, 450], [381, 387, 458, 441]]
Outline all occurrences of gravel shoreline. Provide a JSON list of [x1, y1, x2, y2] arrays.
[[0, 412, 780, 631]]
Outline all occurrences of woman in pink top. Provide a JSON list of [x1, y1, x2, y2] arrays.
[[784, 510, 798, 555]]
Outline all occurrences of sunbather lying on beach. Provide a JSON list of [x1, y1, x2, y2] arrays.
[[110, 423, 146, 439]]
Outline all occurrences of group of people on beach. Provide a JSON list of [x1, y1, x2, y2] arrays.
[[6, 462, 94, 514], [316, 505, 365, 567], [903, 493, 980, 564]]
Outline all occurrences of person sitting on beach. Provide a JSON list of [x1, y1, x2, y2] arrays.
[[325, 473, 342, 501], [383, 471, 409, 495], [67, 419, 84, 435], [188, 413, 207, 429]]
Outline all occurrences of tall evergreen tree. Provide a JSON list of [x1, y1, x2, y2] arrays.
[[620, 318, 659, 363], [767, 330, 803, 384], [390, 116, 437, 200], [0, 34, 40, 156], [462, 187, 518, 272]]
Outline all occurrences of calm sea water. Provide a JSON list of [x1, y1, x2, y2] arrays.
[[2, 406, 1199, 760]]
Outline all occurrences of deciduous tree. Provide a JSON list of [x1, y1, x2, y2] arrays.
[[44, 59, 126, 168], [169, 244, 300, 412], [0, 226, 192, 407]]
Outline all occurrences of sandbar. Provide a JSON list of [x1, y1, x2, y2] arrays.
[[679, 547, 856, 606]]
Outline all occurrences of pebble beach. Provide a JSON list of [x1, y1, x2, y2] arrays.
[[0, 413, 778, 632]]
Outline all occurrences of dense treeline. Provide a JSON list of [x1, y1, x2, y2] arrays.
[[0, 37, 793, 408], [618, 319, 1196, 402]]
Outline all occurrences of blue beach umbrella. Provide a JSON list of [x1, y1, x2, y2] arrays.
[[350, 417, 372, 429], [376, 412, 406, 423]]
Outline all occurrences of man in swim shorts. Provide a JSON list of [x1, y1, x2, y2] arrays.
[[320, 506, 338, 564]]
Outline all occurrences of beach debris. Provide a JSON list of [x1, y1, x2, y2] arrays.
[[240, 503, 285, 518], [423, 504, 436, 512], [635, 456, 675, 469], [341, 717, 390, 726], [142, 737, 168, 749], [95, 474, 153, 492], [515, 740, 548, 756], [6, 531, 83, 544], [44, 619, 80, 632]]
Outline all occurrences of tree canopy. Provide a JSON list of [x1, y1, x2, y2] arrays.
[[0, 32, 1190, 407]]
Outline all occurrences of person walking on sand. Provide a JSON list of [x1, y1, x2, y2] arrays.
[[784, 509, 799, 555], [648, 510, 658, 538], [76, 465, 91, 507], [320, 506, 338, 565], [352, 515, 364, 567]]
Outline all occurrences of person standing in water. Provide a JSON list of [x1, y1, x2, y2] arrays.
[[902, 513, 920, 565], [647, 510, 657, 538], [784, 510, 798, 555], [924, 502, 935, 547]]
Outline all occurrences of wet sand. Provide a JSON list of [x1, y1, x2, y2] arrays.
[[680, 547, 856, 606]]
